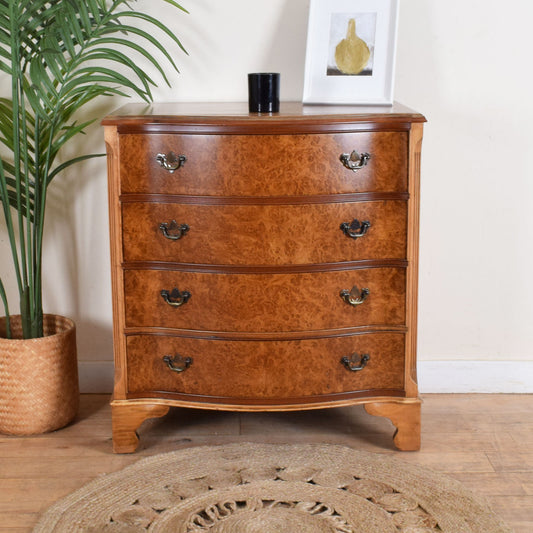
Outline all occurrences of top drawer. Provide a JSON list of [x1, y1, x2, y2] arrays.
[[119, 132, 408, 196]]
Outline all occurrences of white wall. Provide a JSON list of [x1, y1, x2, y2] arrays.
[[395, 0, 533, 391], [2, 0, 532, 392]]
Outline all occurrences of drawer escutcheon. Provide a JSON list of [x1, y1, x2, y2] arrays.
[[341, 353, 370, 372]]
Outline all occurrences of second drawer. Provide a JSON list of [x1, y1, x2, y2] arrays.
[[123, 267, 406, 332], [122, 200, 408, 265]]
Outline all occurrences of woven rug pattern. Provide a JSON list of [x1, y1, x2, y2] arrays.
[[33, 443, 512, 532]]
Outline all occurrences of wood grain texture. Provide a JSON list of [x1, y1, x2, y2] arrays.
[[123, 267, 407, 332], [404, 123, 424, 398], [105, 126, 128, 400], [120, 192, 409, 205], [365, 400, 421, 451], [125, 333, 405, 399], [111, 401, 169, 453], [121, 200, 407, 265], [119, 132, 408, 196], [123, 261, 408, 276], [101, 102, 426, 133]]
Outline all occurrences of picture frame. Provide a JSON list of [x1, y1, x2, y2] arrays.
[[303, 0, 400, 105]]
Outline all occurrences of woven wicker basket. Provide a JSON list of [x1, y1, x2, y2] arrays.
[[0, 314, 79, 435]]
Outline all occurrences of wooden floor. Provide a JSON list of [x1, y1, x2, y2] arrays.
[[1, 394, 532, 532]]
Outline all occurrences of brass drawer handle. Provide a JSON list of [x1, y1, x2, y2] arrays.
[[340, 150, 370, 172], [156, 152, 187, 173], [341, 353, 370, 372], [160, 288, 191, 307], [340, 285, 369, 306], [340, 219, 371, 239], [159, 220, 190, 241], [163, 354, 193, 373]]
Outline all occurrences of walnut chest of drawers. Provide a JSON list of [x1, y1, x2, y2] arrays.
[[103, 102, 425, 453]]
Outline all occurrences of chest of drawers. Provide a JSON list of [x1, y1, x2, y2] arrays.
[[103, 103, 425, 453]]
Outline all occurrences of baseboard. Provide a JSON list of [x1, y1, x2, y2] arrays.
[[78, 361, 114, 394], [78, 360, 533, 394], [418, 360, 533, 393]]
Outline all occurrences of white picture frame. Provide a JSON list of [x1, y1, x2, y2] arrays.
[[303, 0, 400, 105]]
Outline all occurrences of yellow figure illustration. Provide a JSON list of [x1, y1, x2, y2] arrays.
[[335, 18, 370, 75]]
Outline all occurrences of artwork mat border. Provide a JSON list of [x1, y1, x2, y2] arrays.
[[303, 0, 400, 105]]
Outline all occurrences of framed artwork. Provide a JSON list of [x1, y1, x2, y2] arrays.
[[303, 0, 399, 105]]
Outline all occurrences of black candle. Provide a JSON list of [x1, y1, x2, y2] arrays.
[[248, 73, 280, 113]]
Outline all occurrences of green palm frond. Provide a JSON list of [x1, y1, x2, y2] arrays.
[[0, 0, 188, 338]]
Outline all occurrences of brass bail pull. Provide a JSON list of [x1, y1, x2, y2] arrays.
[[156, 152, 187, 173], [340, 285, 369, 306], [159, 220, 190, 241], [340, 219, 371, 239], [340, 150, 370, 172], [160, 288, 191, 307], [163, 354, 193, 373], [341, 353, 370, 372]]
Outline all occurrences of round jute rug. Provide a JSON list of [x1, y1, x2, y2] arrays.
[[33, 443, 511, 533]]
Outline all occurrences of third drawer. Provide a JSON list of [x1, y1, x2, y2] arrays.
[[123, 267, 406, 332]]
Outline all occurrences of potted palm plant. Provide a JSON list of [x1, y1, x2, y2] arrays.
[[0, 0, 187, 434]]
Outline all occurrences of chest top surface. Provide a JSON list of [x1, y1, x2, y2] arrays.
[[102, 102, 426, 134]]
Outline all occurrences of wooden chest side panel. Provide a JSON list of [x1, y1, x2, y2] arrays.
[[126, 333, 405, 399]]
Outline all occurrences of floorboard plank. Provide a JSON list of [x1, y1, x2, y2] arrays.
[[0, 393, 531, 531]]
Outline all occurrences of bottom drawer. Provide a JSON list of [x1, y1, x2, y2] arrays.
[[126, 333, 405, 400]]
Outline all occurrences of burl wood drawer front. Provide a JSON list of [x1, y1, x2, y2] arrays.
[[123, 268, 406, 332], [126, 333, 405, 399], [119, 132, 408, 196], [122, 200, 408, 265]]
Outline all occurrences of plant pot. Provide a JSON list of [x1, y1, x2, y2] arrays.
[[0, 314, 79, 435]]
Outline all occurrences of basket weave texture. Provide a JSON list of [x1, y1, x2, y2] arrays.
[[0, 314, 79, 435]]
